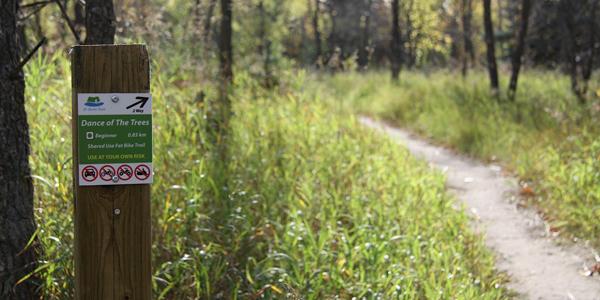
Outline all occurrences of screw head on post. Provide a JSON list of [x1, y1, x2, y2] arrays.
[[111, 95, 119, 103]]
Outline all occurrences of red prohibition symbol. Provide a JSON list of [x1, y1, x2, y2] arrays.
[[99, 165, 116, 182], [117, 164, 133, 181], [135, 164, 151, 181], [81, 166, 98, 182]]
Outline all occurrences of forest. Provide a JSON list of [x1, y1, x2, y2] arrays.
[[1, 0, 600, 299]]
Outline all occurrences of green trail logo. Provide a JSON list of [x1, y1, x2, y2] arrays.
[[84, 96, 104, 107]]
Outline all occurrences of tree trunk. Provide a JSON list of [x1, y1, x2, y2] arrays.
[[559, 0, 583, 102], [358, 0, 373, 70], [203, 0, 218, 45], [404, 0, 416, 68], [483, 0, 499, 92], [55, 0, 67, 41], [508, 0, 532, 98], [300, 13, 308, 64], [264, 39, 273, 87], [582, 0, 599, 93], [85, 0, 116, 44], [193, 0, 201, 35], [219, 0, 233, 86], [497, 0, 503, 34], [257, 0, 273, 87], [258, 0, 266, 59], [74, 0, 85, 37], [461, 0, 474, 76], [211, 0, 233, 161], [326, 3, 338, 67], [17, 14, 29, 56], [0, 1, 39, 298], [391, 0, 402, 80], [312, 0, 323, 67]]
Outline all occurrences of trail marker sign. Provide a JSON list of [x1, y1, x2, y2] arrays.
[[72, 45, 152, 300], [77, 93, 153, 186]]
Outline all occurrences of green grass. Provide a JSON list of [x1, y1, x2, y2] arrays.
[[25, 54, 508, 299], [314, 70, 600, 247]]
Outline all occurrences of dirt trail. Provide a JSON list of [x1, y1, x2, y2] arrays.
[[361, 117, 600, 300]]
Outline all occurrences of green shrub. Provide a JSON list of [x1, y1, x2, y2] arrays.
[[25, 55, 508, 299], [318, 70, 600, 247]]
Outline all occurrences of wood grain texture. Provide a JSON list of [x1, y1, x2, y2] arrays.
[[72, 45, 151, 300]]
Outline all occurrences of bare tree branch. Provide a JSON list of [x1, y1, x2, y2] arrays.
[[18, 1, 50, 21], [54, 0, 82, 44], [6, 37, 46, 79], [19, 1, 52, 9]]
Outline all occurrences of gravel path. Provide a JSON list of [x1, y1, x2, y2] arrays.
[[361, 117, 600, 300]]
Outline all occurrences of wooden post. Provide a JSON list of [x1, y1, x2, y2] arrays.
[[72, 45, 152, 300]]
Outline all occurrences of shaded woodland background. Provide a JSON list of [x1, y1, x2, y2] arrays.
[[2, 0, 600, 299], [13, 0, 600, 98]]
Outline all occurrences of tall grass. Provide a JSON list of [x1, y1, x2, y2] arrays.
[[316, 70, 600, 247], [25, 55, 508, 299]]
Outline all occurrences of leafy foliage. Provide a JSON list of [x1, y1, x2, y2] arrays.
[[320, 70, 600, 247], [25, 54, 508, 299]]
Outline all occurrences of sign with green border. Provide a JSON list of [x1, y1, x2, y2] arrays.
[[77, 93, 153, 186]]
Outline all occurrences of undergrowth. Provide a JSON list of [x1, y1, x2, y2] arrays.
[[316, 70, 600, 248], [25, 54, 508, 299]]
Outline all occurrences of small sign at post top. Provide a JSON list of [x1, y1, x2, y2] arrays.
[[77, 93, 153, 186]]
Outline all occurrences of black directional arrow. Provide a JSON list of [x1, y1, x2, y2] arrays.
[[126, 96, 150, 109]]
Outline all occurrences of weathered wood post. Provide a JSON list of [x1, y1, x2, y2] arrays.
[[72, 45, 152, 299]]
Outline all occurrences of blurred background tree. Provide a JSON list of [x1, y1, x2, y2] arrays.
[[6, 0, 600, 298], [16, 0, 600, 100]]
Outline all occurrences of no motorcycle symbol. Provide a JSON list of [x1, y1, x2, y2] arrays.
[[80, 164, 152, 184], [118, 165, 134, 181]]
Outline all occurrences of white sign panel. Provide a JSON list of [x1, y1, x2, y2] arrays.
[[77, 93, 153, 186]]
